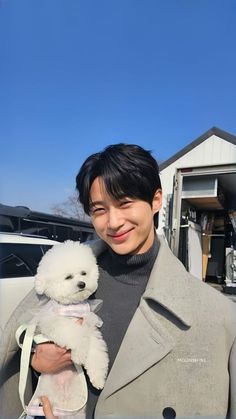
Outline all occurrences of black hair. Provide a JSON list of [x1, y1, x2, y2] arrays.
[[76, 143, 162, 227]]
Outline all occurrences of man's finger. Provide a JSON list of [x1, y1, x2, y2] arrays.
[[41, 396, 58, 419]]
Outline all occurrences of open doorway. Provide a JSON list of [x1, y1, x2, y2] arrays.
[[174, 169, 236, 293]]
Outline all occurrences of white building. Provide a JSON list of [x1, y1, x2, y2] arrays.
[[158, 127, 236, 288]]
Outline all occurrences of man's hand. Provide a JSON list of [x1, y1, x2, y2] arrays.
[[41, 396, 58, 419], [31, 343, 72, 374]]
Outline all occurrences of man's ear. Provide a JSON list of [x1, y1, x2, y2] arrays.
[[152, 189, 162, 215], [34, 274, 46, 295]]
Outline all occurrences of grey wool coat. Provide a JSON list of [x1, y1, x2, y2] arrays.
[[0, 236, 236, 419]]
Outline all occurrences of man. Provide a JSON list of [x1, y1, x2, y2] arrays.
[[1, 144, 236, 419]]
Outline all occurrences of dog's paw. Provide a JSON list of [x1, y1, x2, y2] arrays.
[[89, 373, 106, 390]]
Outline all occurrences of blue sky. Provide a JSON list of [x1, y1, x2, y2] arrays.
[[1, 0, 236, 213]]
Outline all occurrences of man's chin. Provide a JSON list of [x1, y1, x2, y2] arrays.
[[109, 242, 134, 256]]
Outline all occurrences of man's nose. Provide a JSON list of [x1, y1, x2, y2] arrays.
[[107, 207, 124, 230]]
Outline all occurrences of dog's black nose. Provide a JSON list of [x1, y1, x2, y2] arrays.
[[78, 281, 86, 289]]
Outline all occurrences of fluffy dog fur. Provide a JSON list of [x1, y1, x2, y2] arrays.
[[26, 241, 109, 416]]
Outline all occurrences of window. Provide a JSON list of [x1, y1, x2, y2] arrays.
[[0, 244, 53, 278]]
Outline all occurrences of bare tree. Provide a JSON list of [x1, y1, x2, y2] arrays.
[[51, 193, 90, 222]]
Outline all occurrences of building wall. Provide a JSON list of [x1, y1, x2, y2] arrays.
[[158, 135, 236, 232]]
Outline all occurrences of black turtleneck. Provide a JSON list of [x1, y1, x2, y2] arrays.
[[85, 236, 159, 419]]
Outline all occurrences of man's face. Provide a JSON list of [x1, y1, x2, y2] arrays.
[[89, 177, 162, 255]]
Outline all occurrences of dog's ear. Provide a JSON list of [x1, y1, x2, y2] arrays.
[[34, 274, 47, 295]]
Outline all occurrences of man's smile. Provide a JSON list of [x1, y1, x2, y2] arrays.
[[107, 227, 135, 241]]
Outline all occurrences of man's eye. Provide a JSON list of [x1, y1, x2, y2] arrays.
[[65, 274, 73, 280], [120, 200, 133, 207], [92, 207, 105, 214]]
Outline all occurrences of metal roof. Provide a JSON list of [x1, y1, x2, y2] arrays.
[[160, 127, 236, 171], [0, 204, 93, 229]]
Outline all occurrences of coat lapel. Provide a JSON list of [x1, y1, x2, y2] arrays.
[[92, 235, 194, 400], [143, 235, 194, 328], [100, 300, 175, 399]]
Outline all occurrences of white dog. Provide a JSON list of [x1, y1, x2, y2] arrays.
[[21, 241, 109, 418]]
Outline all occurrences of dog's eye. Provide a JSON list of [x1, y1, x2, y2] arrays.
[[80, 271, 87, 276], [65, 274, 73, 280]]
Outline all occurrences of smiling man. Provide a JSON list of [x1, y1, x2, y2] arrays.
[[88, 177, 161, 255], [80, 144, 162, 256], [1, 144, 236, 419]]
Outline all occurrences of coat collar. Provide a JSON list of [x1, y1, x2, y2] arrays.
[[91, 235, 194, 327], [142, 235, 194, 327]]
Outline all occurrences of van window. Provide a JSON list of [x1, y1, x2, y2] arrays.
[[0, 244, 53, 278]]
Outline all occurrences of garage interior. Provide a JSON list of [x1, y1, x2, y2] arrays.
[[178, 173, 236, 292]]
